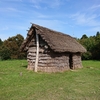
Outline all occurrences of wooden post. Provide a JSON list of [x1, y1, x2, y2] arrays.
[[34, 33, 39, 72]]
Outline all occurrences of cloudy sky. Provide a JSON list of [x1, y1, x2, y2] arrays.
[[0, 0, 100, 40]]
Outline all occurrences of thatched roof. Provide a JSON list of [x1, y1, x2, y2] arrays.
[[20, 23, 86, 53]]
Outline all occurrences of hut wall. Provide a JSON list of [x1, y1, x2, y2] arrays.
[[26, 35, 70, 72], [27, 47, 70, 72], [38, 52, 69, 72], [27, 47, 36, 70], [26, 34, 83, 72], [72, 53, 83, 69], [27, 37, 36, 70]]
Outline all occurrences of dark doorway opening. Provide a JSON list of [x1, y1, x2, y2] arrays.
[[69, 54, 73, 69]]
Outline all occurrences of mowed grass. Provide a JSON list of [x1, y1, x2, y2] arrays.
[[0, 60, 100, 100]]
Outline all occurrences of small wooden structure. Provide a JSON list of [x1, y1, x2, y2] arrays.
[[20, 23, 86, 72]]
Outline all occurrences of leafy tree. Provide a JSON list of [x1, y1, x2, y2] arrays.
[[0, 38, 3, 46], [8, 34, 24, 47], [79, 36, 95, 60], [3, 39, 19, 58], [92, 31, 100, 60], [0, 47, 11, 60], [82, 51, 92, 60], [0, 34, 26, 60], [79, 32, 100, 60], [81, 34, 88, 39]]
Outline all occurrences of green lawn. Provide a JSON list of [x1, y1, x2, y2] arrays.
[[0, 60, 100, 100]]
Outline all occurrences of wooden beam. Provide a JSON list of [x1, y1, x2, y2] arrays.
[[34, 33, 39, 72]]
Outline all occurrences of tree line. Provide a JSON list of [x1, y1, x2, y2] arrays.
[[78, 31, 100, 60], [0, 32, 100, 60], [0, 34, 26, 60]]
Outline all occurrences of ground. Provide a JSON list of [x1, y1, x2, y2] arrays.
[[0, 60, 100, 100]]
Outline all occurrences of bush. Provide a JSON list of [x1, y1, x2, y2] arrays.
[[82, 51, 92, 60], [0, 47, 11, 60]]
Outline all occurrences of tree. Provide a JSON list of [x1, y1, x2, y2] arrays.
[[92, 31, 100, 60], [79, 32, 100, 60], [0, 47, 11, 60], [0, 38, 3, 46], [0, 34, 26, 60], [81, 34, 88, 39], [2, 39, 18, 59]]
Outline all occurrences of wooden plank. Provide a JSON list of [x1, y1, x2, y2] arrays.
[[34, 34, 39, 72]]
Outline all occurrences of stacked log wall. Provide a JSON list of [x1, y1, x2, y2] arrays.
[[38, 52, 69, 72], [26, 35, 70, 72], [72, 53, 83, 69], [27, 46, 70, 72], [26, 35, 83, 72], [27, 37, 36, 70]]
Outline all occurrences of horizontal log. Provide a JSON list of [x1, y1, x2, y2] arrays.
[[38, 63, 46, 67], [28, 46, 44, 50], [27, 54, 36, 57], [38, 63, 68, 67], [38, 61, 68, 66], [27, 57, 36, 60], [27, 59, 35, 62], [28, 49, 36, 52], [39, 54, 50, 57], [39, 57, 52, 60], [27, 56, 69, 62], [29, 44, 36, 47], [29, 47, 36, 50], [27, 56, 36, 58], [28, 49, 44, 53], [27, 53, 36, 56], [39, 55, 69, 60]]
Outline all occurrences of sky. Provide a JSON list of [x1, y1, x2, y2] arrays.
[[0, 0, 100, 40]]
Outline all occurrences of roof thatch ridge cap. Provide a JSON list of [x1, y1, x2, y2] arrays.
[[32, 23, 73, 39]]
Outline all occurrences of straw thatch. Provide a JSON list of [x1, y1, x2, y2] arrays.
[[20, 23, 86, 53]]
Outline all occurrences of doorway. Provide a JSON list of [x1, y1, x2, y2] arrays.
[[69, 54, 73, 69]]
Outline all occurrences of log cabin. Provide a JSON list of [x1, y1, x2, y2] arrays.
[[20, 23, 86, 72]]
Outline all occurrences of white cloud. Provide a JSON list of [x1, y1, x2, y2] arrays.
[[86, 26, 100, 33], [2, 0, 22, 1], [29, 19, 68, 32], [7, 7, 18, 12], [70, 12, 100, 27], [30, 0, 63, 9], [90, 4, 100, 10], [32, 5, 41, 9], [0, 7, 19, 13], [37, 14, 51, 18], [0, 6, 27, 16], [50, 0, 61, 8]]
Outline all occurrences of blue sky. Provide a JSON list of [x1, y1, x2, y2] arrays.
[[0, 0, 100, 40]]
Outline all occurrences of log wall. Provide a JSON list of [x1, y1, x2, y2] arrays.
[[72, 53, 83, 69], [38, 52, 69, 72], [26, 34, 83, 72], [27, 46, 70, 72]]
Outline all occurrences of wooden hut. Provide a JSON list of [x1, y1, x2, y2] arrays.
[[20, 23, 86, 72]]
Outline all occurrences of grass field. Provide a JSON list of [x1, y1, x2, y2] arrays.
[[0, 60, 100, 100]]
